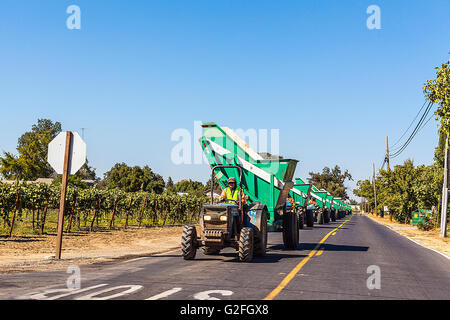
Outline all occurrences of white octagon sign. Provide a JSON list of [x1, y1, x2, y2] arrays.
[[47, 132, 86, 175]]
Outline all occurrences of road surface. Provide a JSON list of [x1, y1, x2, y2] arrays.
[[1, 215, 449, 300]]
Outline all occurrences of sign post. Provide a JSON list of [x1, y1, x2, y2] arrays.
[[48, 131, 86, 259]]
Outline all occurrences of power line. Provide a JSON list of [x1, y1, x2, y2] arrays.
[[390, 101, 434, 159], [390, 100, 428, 149]]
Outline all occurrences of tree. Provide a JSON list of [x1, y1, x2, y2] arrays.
[[166, 177, 174, 189], [353, 159, 442, 223], [308, 165, 353, 200], [76, 159, 97, 180], [103, 163, 165, 193], [0, 119, 62, 180], [424, 53, 450, 135], [173, 179, 206, 197]]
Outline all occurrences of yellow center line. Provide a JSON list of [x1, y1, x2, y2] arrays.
[[316, 248, 324, 256], [263, 219, 350, 300]]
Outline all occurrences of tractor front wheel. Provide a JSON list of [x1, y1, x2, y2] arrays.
[[239, 227, 254, 262], [306, 209, 314, 228], [181, 225, 197, 260]]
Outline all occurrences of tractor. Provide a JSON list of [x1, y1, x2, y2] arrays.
[[181, 165, 269, 262]]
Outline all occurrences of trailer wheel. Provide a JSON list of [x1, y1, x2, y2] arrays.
[[317, 210, 325, 225], [299, 212, 304, 229], [331, 210, 336, 222], [181, 225, 197, 260], [306, 209, 314, 228], [239, 227, 254, 262], [202, 247, 220, 255], [282, 210, 299, 249], [254, 215, 267, 257], [324, 210, 330, 223]]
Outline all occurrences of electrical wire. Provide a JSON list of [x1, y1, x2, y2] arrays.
[[390, 100, 428, 149], [390, 101, 434, 158]]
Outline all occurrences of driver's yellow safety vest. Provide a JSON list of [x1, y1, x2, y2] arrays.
[[225, 187, 239, 202]]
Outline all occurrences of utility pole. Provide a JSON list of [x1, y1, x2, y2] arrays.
[[386, 136, 390, 171], [440, 136, 449, 238], [373, 163, 378, 216]]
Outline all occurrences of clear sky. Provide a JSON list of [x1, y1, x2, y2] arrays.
[[1, 0, 449, 200]]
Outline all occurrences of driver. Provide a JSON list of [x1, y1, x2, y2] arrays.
[[219, 177, 246, 204]]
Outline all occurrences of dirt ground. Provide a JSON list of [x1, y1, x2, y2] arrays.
[[364, 213, 450, 259], [0, 226, 183, 274]]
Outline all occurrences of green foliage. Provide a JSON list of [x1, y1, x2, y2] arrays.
[[0, 119, 62, 180], [173, 179, 206, 197], [308, 165, 353, 200], [103, 163, 165, 193], [424, 54, 450, 135], [354, 159, 442, 223], [417, 215, 435, 231]]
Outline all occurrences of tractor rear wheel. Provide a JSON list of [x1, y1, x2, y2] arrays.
[[254, 215, 267, 257], [282, 210, 299, 249], [239, 227, 254, 262], [202, 247, 221, 255], [181, 225, 197, 260], [331, 210, 336, 222], [306, 209, 314, 227]]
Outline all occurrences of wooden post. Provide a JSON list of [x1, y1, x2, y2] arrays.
[[67, 194, 77, 233], [90, 195, 100, 232], [440, 136, 449, 238], [109, 196, 119, 229], [373, 163, 378, 216], [138, 197, 147, 227], [41, 195, 49, 235], [124, 196, 133, 230], [55, 131, 72, 260], [8, 189, 21, 237], [386, 136, 390, 172]]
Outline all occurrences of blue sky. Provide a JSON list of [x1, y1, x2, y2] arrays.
[[0, 0, 449, 200]]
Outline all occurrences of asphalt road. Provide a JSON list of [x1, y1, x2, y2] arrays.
[[1, 215, 449, 300]]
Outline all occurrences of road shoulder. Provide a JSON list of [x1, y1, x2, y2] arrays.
[[363, 213, 450, 259]]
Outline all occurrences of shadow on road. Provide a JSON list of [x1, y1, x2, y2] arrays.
[[299, 243, 369, 252]]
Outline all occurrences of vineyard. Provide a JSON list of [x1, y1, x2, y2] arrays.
[[0, 182, 206, 236]]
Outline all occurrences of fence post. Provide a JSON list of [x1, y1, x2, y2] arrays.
[[8, 189, 21, 237], [90, 195, 100, 232], [138, 197, 148, 227], [109, 196, 118, 229], [124, 196, 133, 230], [67, 194, 77, 233]]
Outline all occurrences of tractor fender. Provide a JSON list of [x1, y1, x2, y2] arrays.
[[245, 203, 268, 236]]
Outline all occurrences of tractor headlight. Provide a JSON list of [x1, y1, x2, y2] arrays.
[[219, 215, 227, 222], [204, 215, 212, 221]]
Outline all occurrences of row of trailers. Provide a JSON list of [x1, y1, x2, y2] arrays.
[[181, 122, 352, 262]]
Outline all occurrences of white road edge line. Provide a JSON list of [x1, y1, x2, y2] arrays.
[[146, 287, 182, 300], [365, 215, 450, 260]]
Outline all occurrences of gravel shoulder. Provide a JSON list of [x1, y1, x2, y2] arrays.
[[0, 226, 183, 274], [364, 213, 450, 259]]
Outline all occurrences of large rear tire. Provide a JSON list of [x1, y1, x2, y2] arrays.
[[239, 227, 254, 262], [181, 225, 197, 260], [282, 210, 299, 249], [306, 209, 314, 227], [254, 214, 267, 257]]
